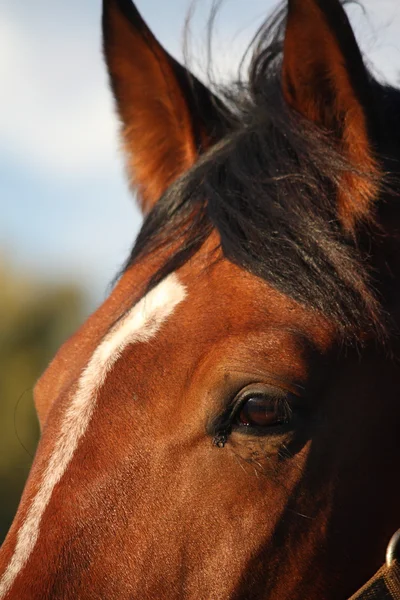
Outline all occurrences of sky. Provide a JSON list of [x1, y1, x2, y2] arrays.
[[1, 0, 400, 306]]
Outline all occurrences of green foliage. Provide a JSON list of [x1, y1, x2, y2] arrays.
[[0, 261, 87, 543]]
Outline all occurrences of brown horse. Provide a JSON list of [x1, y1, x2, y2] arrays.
[[1, 0, 400, 598]]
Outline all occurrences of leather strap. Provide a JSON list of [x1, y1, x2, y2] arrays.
[[348, 531, 400, 600], [348, 561, 400, 600]]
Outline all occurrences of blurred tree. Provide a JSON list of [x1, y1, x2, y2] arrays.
[[0, 259, 87, 542]]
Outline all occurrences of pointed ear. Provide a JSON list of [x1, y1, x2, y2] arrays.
[[103, 0, 230, 213], [282, 0, 379, 231]]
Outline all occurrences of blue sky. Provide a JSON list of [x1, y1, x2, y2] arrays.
[[2, 0, 400, 306]]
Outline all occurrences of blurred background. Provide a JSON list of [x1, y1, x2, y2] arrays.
[[1, 0, 400, 543]]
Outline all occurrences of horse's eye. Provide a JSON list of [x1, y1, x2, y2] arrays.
[[235, 385, 293, 429], [238, 397, 287, 427]]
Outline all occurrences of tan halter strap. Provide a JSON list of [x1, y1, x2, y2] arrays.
[[348, 531, 400, 600]]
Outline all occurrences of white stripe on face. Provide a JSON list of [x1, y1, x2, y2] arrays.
[[0, 274, 187, 598]]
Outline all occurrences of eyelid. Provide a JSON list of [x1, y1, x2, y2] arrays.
[[225, 368, 306, 396], [232, 382, 299, 406], [209, 382, 295, 436], [230, 384, 294, 419], [207, 374, 307, 440]]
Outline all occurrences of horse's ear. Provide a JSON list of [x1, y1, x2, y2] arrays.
[[103, 0, 230, 213], [282, 0, 378, 231]]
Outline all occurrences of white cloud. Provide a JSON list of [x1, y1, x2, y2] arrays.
[[347, 0, 400, 84], [0, 10, 121, 179]]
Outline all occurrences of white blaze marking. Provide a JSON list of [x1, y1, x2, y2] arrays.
[[0, 274, 187, 597]]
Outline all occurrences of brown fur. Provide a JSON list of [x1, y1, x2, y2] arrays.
[[2, 247, 400, 599], [1, 1, 400, 598]]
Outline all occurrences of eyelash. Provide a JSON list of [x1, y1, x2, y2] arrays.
[[211, 388, 296, 447], [213, 394, 293, 448]]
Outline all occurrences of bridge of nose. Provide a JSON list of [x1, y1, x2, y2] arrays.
[[0, 270, 189, 599]]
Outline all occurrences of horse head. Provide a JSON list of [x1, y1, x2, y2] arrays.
[[1, 0, 400, 598]]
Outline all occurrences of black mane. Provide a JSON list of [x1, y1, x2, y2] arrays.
[[123, 3, 399, 341]]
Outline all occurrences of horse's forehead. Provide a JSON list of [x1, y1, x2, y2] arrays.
[[176, 257, 332, 344], [36, 254, 330, 421]]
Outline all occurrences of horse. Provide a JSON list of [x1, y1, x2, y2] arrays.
[[1, 0, 400, 597]]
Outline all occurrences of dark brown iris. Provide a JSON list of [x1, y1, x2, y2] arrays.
[[238, 396, 289, 428]]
